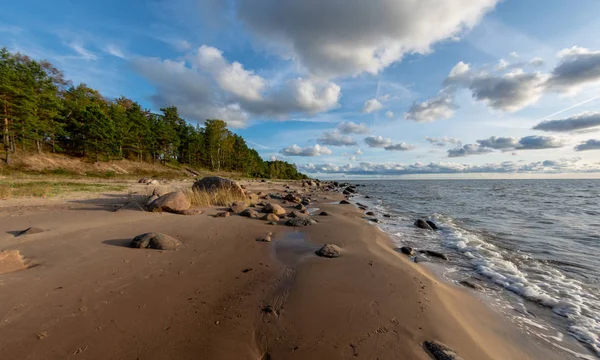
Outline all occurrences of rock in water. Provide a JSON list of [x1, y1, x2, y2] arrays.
[[263, 203, 286, 216], [263, 213, 280, 222], [422, 250, 449, 260], [256, 232, 273, 242], [316, 244, 341, 258], [423, 340, 464, 360], [414, 219, 434, 231], [229, 201, 247, 214], [400, 246, 415, 256], [426, 220, 439, 230], [285, 217, 316, 227], [17, 227, 44, 236], [240, 209, 259, 218], [147, 191, 191, 213], [339, 200, 351, 205], [366, 211, 375, 216], [192, 176, 245, 198], [459, 280, 484, 291], [130, 233, 182, 250]]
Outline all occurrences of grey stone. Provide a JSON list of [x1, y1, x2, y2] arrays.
[[423, 340, 464, 360], [316, 244, 341, 258], [130, 233, 182, 251]]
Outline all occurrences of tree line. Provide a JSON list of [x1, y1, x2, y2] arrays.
[[0, 47, 306, 179]]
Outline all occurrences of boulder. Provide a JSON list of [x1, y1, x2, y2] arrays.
[[17, 227, 44, 237], [148, 179, 159, 185], [229, 201, 247, 214], [367, 218, 381, 223], [284, 193, 301, 203], [366, 211, 375, 216], [147, 191, 191, 213], [215, 211, 231, 218], [414, 219, 434, 231], [316, 244, 341, 258], [339, 200, 351, 205], [256, 232, 273, 242], [263, 203, 286, 216], [152, 187, 174, 197], [383, 214, 392, 218], [400, 246, 415, 256], [240, 209, 259, 218], [426, 220, 439, 230], [344, 186, 356, 193], [146, 195, 159, 206], [130, 233, 181, 251], [192, 176, 245, 198], [269, 193, 284, 200], [423, 340, 464, 360], [263, 213, 280, 222], [422, 250, 449, 261], [285, 217, 316, 227], [459, 280, 484, 291], [318, 211, 329, 216], [294, 203, 306, 211]]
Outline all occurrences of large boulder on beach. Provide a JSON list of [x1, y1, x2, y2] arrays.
[[263, 203, 286, 216], [147, 191, 191, 213], [316, 244, 341, 258], [285, 217, 316, 227], [229, 201, 247, 213], [192, 176, 245, 198], [426, 220, 439, 230], [414, 219, 434, 231], [240, 208, 259, 218], [423, 340, 463, 360], [130, 233, 181, 250]]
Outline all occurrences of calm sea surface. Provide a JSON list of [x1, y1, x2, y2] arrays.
[[353, 179, 600, 359]]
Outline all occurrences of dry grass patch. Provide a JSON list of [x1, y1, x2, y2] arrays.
[[0, 181, 127, 199], [184, 187, 248, 207]]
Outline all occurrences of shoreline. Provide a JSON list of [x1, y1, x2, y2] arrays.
[[0, 179, 575, 359]]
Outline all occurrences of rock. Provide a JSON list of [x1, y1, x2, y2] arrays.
[[344, 186, 356, 194], [423, 340, 464, 360], [459, 280, 484, 291], [257, 201, 268, 207], [215, 211, 231, 218], [286, 210, 308, 218], [400, 246, 415, 256], [152, 187, 173, 197], [263, 213, 280, 222], [365, 195, 371, 199], [414, 219, 434, 231], [367, 218, 381, 223], [422, 250, 449, 260], [343, 190, 351, 196], [146, 195, 159, 206], [175, 209, 203, 216], [240, 209, 259, 218], [339, 200, 351, 205], [366, 211, 375, 216], [383, 214, 392, 218], [426, 220, 439, 230], [356, 203, 368, 209], [316, 244, 341, 258], [247, 193, 259, 202], [229, 201, 247, 214], [192, 176, 245, 198], [263, 203, 286, 216], [130, 233, 181, 251], [138, 178, 149, 184], [256, 232, 273, 242], [358, 206, 367, 211], [148, 179, 159, 185], [17, 227, 44, 236], [284, 193, 301, 203], [294, 203, 306, 211], [318, 211, 329, 216], [147, 191, 191, 213], [269, 193, 283, 200], [285, 217, 317, 227]]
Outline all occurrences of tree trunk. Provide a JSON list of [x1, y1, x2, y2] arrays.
[[3, 102, 11, 164]]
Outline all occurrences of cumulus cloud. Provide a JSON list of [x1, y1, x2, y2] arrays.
[[280, 144, 332, 156], [384, 142, 414, 151], [337, 121, 370, 134], [385, 110, 394, 118], [237, 0, 499, 77], [317, 131, 358, 146], [476, 136, 520, 149], [300, 158, 600, 176], [546, 46, 600, 94], [425, 137, 462, 147], [364, 135, 392, 148], [362, 99, 383, 113], [533, 112, 600, 132], [404, 90, 457, 122], [447, 144, 493, 157], [574, 139, 600, 151], [517, 135, 564, 149], [354, 149, 363, 155], [529, 57, 544, 67]]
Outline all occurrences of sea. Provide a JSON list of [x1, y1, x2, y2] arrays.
[[351, 179, 600, 359]]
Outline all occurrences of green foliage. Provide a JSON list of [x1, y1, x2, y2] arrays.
[[0, 47, 307, 180]]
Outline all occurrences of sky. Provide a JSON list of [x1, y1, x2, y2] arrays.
[[2, 0, 600, 179]]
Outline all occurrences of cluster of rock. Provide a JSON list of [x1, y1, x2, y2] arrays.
[[138, 178, 159, 185]]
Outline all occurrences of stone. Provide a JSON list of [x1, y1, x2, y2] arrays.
[[367, 218, 381, 223], [426, 220, 439, 230], [146, 195, 159, 206], [17, 227, 44, 236], [339, 200, 351, 205], [130, 233, 181, 251], [285, 217, 317, 227], [269, 193, 284, 200], [240, 208, 259, 218], [263, 203, 286, 216], [286, 211, 308, 218], [152, 187, 173, 197], [318, 211, 329, 216], [414, 219, 434, 231], [366, 211, 375, 216], [256, 232, 273, 242], [215, 211, 231, 218], [284, 193, 301, 203], [400, 246, 415, 256], [263, 213, 280, 222], [316, 244, 341, 258], [383, 214, 392, 218], [148, 179, 159, 185], [192, 176, 245, 198], [344, 186, 356, 194], [229, 201, 247, 214], [356, 203, 368, 209], [423, 340, 464, 360], [459, 280, 484, 291], [422, 250, 449, 261], [147, 191, 191, 214], [294, 203, 306, 211]]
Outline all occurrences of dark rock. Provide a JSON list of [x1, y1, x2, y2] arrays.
[[318, 211, 329, 216], [146, 195, 159, 206], [344, 187, 356, 193], [414, 219, 434, 231], [400, 246, 415, 256], [215, 211, 230, 218], [147, 191, 191, 213], [240, 209, 259, 218], [339, 200, 351, 205], [423, 340, 464, 360], [459, 280, 484, 291], [285, 217, 316, 227], [356, 203, 367, 209], [130, 233, 181, 251], [316, 244, 341, 258], [229, 201, 247, 213], [426, 220, 439, 230], [287, 210, 308, 218], [284, 193, 301, 203], [17, 227, 44, 236], [269, 193, 283, 200], [421, 250, 449, 260], [383, 214, 392, 218], [367, 218, 381, 223], [192, 176, 245, 198], [343, 190, 351, 196], [365, 195, 371, 199], [366, 211, 375, 216]]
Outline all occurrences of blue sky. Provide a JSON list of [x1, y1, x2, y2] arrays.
[[3, 0, 600, 178]]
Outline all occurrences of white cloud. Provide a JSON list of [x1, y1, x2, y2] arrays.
[[237, 0, 499, 77], [425, 137, 463, 147], [510, 52, 519, 58], [384, 142, 414, 151], [362, 98, 383, 113], [336, 121, 370, 134], [574, 139, 600, 151], [364, 135, 392, 148], [385, 110, 394, 118], [533, 112, 600, 132], [68, 42, 96, 61], [104, 44, 125, 59], [404, 89, 456, 122], [448, 144, 493, 157], [546, 46, 600, 94], [354, 149, 363, 155], [517, 135, 564, 150], [280, 144, 332, 156], [529, 57, 544, 67], [476, 136, 520, 149], [317, 131, 357, 146]]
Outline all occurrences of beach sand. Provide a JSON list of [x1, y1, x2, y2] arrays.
[[0, 180, 566, 359]]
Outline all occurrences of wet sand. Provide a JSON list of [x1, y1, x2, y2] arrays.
[[0, 180, 566, 359]]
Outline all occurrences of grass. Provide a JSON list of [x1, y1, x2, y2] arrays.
[[0, 180, 127, 199], [184, 187, 248, 207]]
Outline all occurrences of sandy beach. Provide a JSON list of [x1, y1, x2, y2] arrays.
[[0, 180, 567, 359]]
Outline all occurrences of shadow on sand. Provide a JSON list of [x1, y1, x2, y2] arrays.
[[102, 238, 133, 248]]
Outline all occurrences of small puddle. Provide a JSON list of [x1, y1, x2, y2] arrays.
[[272, 231, 320, 266]]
